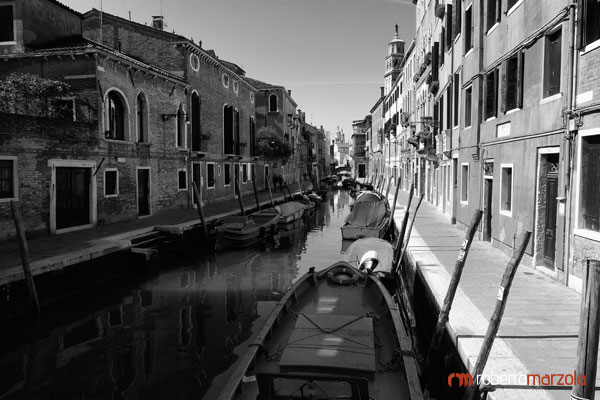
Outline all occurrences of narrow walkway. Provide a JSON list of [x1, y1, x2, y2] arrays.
[[390, 189, 598, 400], [0, 183, 306, 286]]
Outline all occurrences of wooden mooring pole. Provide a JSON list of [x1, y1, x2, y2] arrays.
[[463, 231, 531, 400], [392, 182, 413, 257], [10, 201, 41, 315], [425, 209, 483, 369], [285, 181, 293, 201], [235, 177, 245, 216], [265, 174, 274, 207], [252, 178, 261, 211], [395, 193, 424, 269], [191, 181, 208, 240], [387, 177, 403, 234], [384, 176, 393, 199], [571, 259, 600, 400]]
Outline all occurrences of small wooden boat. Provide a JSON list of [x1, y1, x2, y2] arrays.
[[341, 191, 391, 240], [215, 209, 280, 251], [217, 261, 424, 400], [274, 201, 307, 224]]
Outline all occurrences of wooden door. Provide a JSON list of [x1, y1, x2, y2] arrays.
[[483, 178, 493, 242], [543, 173, 558, 266], [56, 167, 90, 229], [137, 169, 150, 216]]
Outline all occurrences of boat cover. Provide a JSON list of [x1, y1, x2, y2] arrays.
[[344, 237, 394, 272], [275, 201, 306, 216], [345, 200, 388, 227], [354, 191, 381, 203]]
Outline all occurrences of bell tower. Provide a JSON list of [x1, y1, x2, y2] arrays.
[[384, 24, 405, 96]]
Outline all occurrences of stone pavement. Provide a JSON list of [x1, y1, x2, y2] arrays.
[[389, 189, 598, 400], [0, 183, 304, 286]]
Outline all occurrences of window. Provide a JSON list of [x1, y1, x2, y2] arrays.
[[461, 163, 469, 203], [249, 117, 256, 156], [439, 95, 444, 131], [465, 86, 472, 127], [224, 163, 231, 186], [507, 0, 519, 11], [446, 84, 452, 130], [190, 54, 200, 71], [453, 73, 460, 127], [504, 52, 524, 112], [178, 169, 188, 190], [500, 165, 513, 214], [223, 105, 234, 154], [234, 108, 240, 155], [544, 30, 561, 98], [207, 163, 215, 189], [136, 92, 147, 143], [264, 165, 269, 184], [487, 0, 501, 32], [446, 4, 453, 48], [581, 0, 600, 48], [222, 74, 229, 88], [191, 92, 202, 151], [104, 169, 118, 196], [484, 68, 498, 120], [0, 157, 17, 200], [440, 27, 446, 59], [242, 164, 248, 183], [176, 103, 186, 148], [465, 5, 473, 52], [106, 91, 126, 140], [580, 134, 600, 232], [453, 0, 461, 40], [0, 4, 14, 43], [269, 94, 278, 112]]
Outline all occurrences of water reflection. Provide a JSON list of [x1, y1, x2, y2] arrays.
[[0, 190, 353, 400]]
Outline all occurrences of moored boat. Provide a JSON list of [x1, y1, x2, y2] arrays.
[[344, 237, 395, 278], [341, 191, 391, 240], [215, 209, 280, 251], [274, 201, 307, 224], [216, 260, 424, 400]]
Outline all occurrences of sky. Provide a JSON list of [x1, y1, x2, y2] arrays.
[[60, 0, 416, 139]]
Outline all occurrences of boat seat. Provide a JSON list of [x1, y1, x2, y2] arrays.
[[279, 313, 376, 380]]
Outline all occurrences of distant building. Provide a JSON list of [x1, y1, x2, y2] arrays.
[[351, 117, 371, 179]]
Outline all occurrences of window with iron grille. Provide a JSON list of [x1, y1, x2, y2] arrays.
[[104, 169, 118, 196], [178, 170, 187, 190], [0, 158, 16, 199], [207, 163, 215, 189]]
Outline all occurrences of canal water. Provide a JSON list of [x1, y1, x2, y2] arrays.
[[0, 191, 358, 400]]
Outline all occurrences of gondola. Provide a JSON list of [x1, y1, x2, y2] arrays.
[[215, 209, 280, 251], [341, 191, 391, 240], [216, 258, 424, 400]]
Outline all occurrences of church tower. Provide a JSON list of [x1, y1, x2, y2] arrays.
[[384, 25, 405, 96]]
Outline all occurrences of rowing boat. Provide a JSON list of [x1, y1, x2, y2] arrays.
[[215, 209, 280, 251], [341, 191, 391, 240], [216, 260, 424, 400]]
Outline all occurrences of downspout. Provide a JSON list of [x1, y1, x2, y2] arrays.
[[476, 0, 485, 234], [562, 1, 578, 285]]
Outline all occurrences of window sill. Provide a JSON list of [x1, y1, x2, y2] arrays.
[[464, 48, 474, 59], [500, 209, 513, 217], [207, 186, 215, 190], [539, 92, 562, 105], [506, 0, 523, 17], [177, 147, 189, 152], [581, 39, 600, 55], [104, 194, 119, 198], [104, 138, 133, 145], [505, 107, 521, 115], [178, 188, 188, 192], [0, 196, 19, 203], [486, 23, 500, 36], [0, 41, 17, 46], [485, 116, 497, 123], [460, 200, 469, 205], [574, 229, 600, 243], [454, 33, 462, 44]]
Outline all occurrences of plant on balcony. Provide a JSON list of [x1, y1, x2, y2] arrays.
[[257, 127, 291, 160]]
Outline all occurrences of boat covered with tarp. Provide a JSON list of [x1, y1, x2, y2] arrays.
[[341, 191, 391, 240]]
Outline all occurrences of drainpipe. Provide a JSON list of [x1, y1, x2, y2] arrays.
[[562, 1, 578, 285], [476, 0, 485, 235]]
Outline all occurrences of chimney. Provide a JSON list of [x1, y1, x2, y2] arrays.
[[380, 87, 385, 97], [152, 16, 164, 30]]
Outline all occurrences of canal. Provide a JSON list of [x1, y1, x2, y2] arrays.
[[0, 191, 358, 400]]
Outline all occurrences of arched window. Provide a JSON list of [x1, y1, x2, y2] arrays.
[[269, 94, 278, 112], [223, 105, 234, 154], [107, 91, 126, 140], [176, 103, 186, 148], [136, 92, 148, 142], [234, 108, 240, 155], [191, 92, 202, 151]]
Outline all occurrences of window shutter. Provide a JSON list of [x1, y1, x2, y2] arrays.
[[441, 27, 446, 56], [452, 2, 457, 40], [500, 62, 507, 114], [446, 5, 453, 48], [456, 0, 462, 38], [432, 42, 439, 82], [516, 51, 524, 108]]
